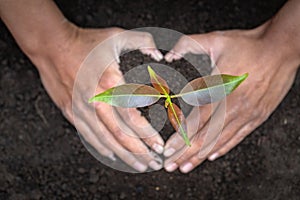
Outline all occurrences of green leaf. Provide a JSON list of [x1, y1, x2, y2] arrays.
[[174, 73, 248, 106], [147, 66, 170, 95], [89, 84, 163, 108], [167, 102, 191, 146]]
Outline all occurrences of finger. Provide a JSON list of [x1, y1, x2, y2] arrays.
[[205, 119, 247, 161], [165, 35, 207, 62], [116, 107, 165, 154], [76, 97, 159, 172], [95, 62, 163, 170], [165, 32, 224, 62], [164, 101, 225, 172], [164, 121, 214, 172], [96, 103, 147, 153], [165, 36, 192, 62], [164, 103, 216, 157], [177, 119, 247, 173], [208, 122, 255, 161], [99, 61, 164, 155], [179, 155, 205, 173], [120, 31, 163, 61], [92, 121, 149, 172], [95, 102, 163, 170], [164, 124, 210, 172], [177, 117, 256, 173], [98, 62, 124, 89], [99, 66, 165, 155], [85, 105, 160, 172], [75, 116, 116, 161]]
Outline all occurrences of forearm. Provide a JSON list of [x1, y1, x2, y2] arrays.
[[0, 0, 76, 60], [262, 0, 300, 66]]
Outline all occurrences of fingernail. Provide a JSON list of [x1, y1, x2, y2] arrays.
[[152, 143, 164, 154], [116, 55, 120, 64], [149, 160, 162, 171], [155, 50, 163, 61], [133, 161, 147, 172], [165, 162, 178, 172], [208, 153, 219, 161], [164, 148, 175, 157], [108, 154, 117, 162], [180, 162, 193, 173]]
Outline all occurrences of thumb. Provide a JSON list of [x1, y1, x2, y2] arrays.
[[117, 30, 163, 62], [98, 61, 125, 90], [165, 32, 225, 63]]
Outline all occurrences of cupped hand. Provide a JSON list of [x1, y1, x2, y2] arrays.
[[33, 24, 165, 172], [163, 22, 300, 173]]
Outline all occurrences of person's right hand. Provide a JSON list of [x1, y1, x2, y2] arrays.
[[31, 24, 165, 172]]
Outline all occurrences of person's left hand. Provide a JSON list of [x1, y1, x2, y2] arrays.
[[162, 24, 299, 173]]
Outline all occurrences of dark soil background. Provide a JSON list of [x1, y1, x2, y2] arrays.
[[1, 0, 299, 199]]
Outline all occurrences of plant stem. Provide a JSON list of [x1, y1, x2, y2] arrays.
[[166, 97, 191, 146], [148, 66, 191, 146]]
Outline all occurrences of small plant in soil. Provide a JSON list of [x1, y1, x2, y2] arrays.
[[89, 66, 248, 146]]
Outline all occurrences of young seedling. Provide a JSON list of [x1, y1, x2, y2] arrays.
[[89, 66, 248, 146]]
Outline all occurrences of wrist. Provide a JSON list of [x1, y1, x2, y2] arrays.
[[257, 20, 300, 70], [0, 0, 80, 70], [257, 0, 300, 70], [25, 22, 83, 81], [24, 21, 79, 61]]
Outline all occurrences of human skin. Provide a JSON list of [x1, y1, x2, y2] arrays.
[[1, 0, 299, 174], [163, 0, 300, 173], [0, 0, 165, 172]]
